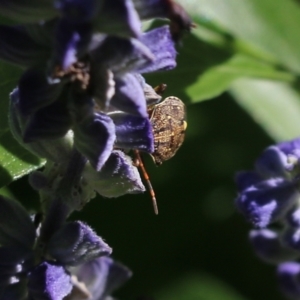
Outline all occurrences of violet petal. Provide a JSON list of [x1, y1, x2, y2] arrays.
[[110, 112, 154, 153], [73, 113, 116, 171], [278, 138, 300, 156], [28, 261, 72, 300], [138, 25, 177, 73], [255, 146, 290, 178], [47, 221, 112, 266], [235, 179, 299, 228], [83, 150, 145, 198], [53, 18, 92, 70], [69, 257, 132, 300], [90, 35, 154, 75], [110, 73, 147, 118]]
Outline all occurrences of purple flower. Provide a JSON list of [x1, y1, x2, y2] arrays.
[[8, 25, 175, 169], [0, 195, 116, 299], [235, 178, 299, 228], [0, 2, 192, 299], [235, 139, 300, 228], [68, 256, 132, 300], [28, 262, 73, 300], [2, 0, 191, 199], [235, 138, 300, 299]]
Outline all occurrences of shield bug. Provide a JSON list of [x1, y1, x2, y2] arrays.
[[134, 94, 187, 215], [148, 96, 187, 165]]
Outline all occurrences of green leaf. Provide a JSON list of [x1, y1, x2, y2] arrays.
[[230, 78, 300, 141], [0, 130, 45, 188], [155, 273, 249, 300], [187, 53, 294, 103], [0, 61, 22, 133], [0, 62, 42, 187], [182, 0, 300, 73]]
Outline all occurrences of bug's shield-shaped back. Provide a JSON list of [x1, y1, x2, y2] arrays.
[[149, 96, 187, 165]]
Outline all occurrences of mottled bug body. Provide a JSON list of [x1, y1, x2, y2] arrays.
[[148, 96, 187, 165], [135, 94, 187, 214]]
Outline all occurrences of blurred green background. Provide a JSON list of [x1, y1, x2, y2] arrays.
[[3, 0, 300, 299]]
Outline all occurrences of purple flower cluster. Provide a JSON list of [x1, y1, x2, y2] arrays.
[[0, 0, 192, 299], [4, 0, 192, 199], [0, 194, 131, 299], [0, 181, 131, 300], [235, 138, 300, 299]]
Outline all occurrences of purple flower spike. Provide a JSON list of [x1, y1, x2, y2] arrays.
[[234, 137, 300, 299], [47, 221, 112, 266], [235, 179, 299, 228], [28, 261, 72, 300], [111, 113, 154, 153], [249, 229, 299, 264], [4, 0, 188, 205], [74, 113, 116, 171], [277, 262, 300, 300]]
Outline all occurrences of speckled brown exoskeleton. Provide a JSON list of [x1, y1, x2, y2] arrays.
[[148, 96, 187, 165], [134, 91, 187, 215]]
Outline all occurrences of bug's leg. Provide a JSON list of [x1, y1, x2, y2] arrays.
[[133, 150, 158, 215]]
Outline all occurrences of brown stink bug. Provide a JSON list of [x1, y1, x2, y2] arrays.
[[148, 96, 187, 165], [134, 93, 187, 215]]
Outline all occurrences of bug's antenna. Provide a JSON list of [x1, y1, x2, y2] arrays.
[[133, 150, 158, 215]]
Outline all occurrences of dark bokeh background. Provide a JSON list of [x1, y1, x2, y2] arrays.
[[9, 91, 280, 300]]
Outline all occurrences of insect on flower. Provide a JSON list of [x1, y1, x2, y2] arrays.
[[134, 87, 187, 215]]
